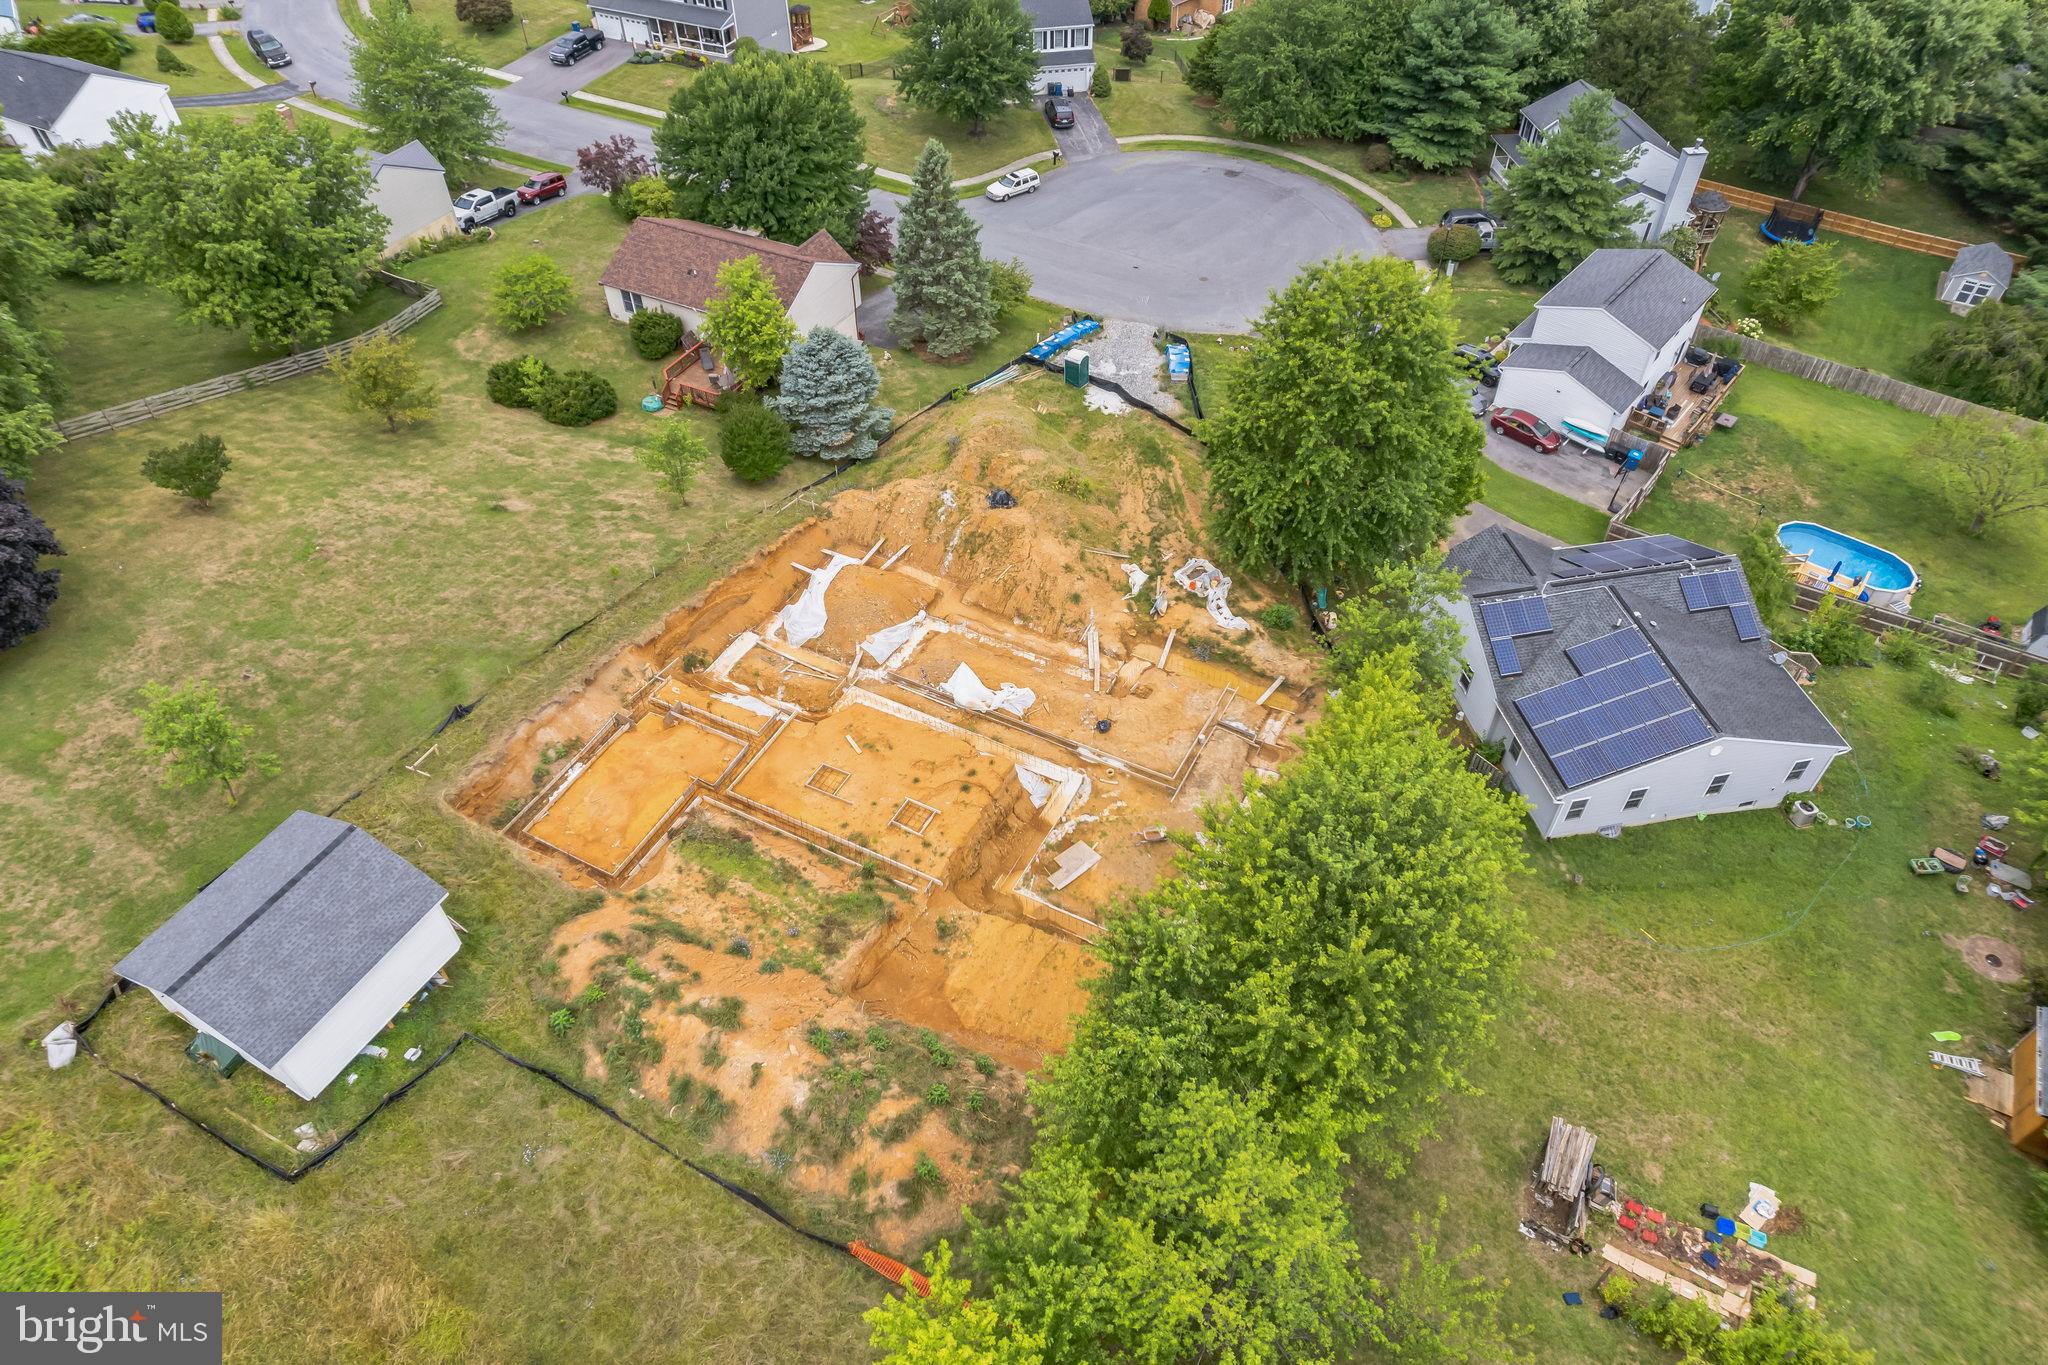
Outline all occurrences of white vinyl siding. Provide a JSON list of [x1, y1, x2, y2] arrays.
[[1034, 26, 1090, 50], [1566, 798, 1588, 821], [1705, 773, 1730, 796], [1786, 759, 1810, 783]]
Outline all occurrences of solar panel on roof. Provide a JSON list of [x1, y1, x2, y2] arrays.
[[1565, 627, 1650, 675], [1729, 602, 1763, 641], [1481, 596, 1553, 639], [1679, 570, 1746, 611], [1492, 634, 1522, 676]]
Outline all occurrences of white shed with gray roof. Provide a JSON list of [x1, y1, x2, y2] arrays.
[[1446, 527, 1850, 838], [1937, 242, 2014, 314], [114, 812, 459, 1099]]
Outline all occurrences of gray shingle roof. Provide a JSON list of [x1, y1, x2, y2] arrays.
[[0, 48, 159, 130], [1538, 248, 1716, 349], [1499, 341, 1646, 414], [1446, 528, 1849, 791], [1950, 241, 2013, 288], [114, 812, 448, 1067], [1521, 79, 1677, 159], [591, 0, 737, 27], [365, 138, 445, 177], [1019, 0, 1094, 29]]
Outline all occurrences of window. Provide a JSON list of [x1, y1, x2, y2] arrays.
[[1955, 278, 1995, 307], [1507, 737, 1521, 761], [1705, 773, 1730, 797], [621, 290, 644, 315], [1786, 759, 1811, 783], [1624, 788, 1647, 811], [1566, 798, 1588, 821], [1457, 663, 1472, 691], [32, 127, 55, 152]]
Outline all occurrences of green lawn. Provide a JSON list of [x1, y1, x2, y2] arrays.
[[848, 76, 1052, 177], [401, 0, 590, 67], [584, 56, 700, 109], [1704, 217, 1958, 381], [1359, 164, 1485, 227], [1630, 366, 2048, 625], [1442, 256, 1542, 347], [42, 278, 413, 417], [1710, 153, 2025, 252], [1477, 462, 1611, 544], [799, 0, 911, 67], [874, 296, 1071, 412], [126, 33, 272, 95], [1354, 657, 2048, 1362]]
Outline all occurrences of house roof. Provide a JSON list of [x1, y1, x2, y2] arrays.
[[1950, 241, 2014, 287], [590, 0, 737, 26], [1521, 79, 1677, 159], [1491, 132, 1527, 169], [0, 48, 161, 130], [1499, 341, 1645, 415], [1446, 527, 1849, 792], [601, 216, 854, 312], [365, 138, 445, 177], [1019, 0, 1094, 27], [114, 812, 449, 1067], [1537, 248, 1716, 349]]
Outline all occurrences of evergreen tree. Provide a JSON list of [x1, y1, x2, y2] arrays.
[[1502, 0, 1590, 103], [1955, 68, 2048, 250], [891, 140, 998, 358], [1587, 0, 1714, 139], [896, 0, 1037, 134], [152, 1, 195, 44], [767, 326, 893, 462], [1381, 0, 1524, 171], [1491, 89, 1644, 286], [1202, 255, 1482, 579], [1740, 240, 1841, 328], [0, 476, 62, 650], [352, 0, 507, 181], [718, 395, 794, 482], [654, 46, 868, 248], [700, 256, 798, 390]]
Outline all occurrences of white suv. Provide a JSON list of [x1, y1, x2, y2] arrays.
[[984, 168, 1042, 202]]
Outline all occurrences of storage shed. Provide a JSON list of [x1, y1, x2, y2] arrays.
[[114, 812, 459, 1100], [1938, 242, 2014, 314]]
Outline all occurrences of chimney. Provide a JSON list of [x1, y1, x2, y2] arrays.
[[1664, 141, 1708, 240]]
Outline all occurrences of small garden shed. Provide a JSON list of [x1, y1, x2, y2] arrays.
[[113, 812, 459, 1100], [1937, 242, 2013, 314]]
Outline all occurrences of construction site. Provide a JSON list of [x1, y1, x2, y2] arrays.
[[454, 381, 1321, 1239]]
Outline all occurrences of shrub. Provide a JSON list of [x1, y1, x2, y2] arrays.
[[1778, 596, 1872, 666], [1257, 602, 1299, 632], [490, 253, 576, 332], [536, 370, 618, 426], [1427, 224, 1481, 264], [1120, 24, 1153, 61], [718, 394, 793, 482], [1090, 65, 1111, 98], [1360, 141, 1394, 173], [1878, 628, 1930, 668], [218, 3, 241, 17], [1146, 0, 1168, 26], [548, 1008, 575, 1036], [486, 355, 554, 408], [925, 1082, 953, 1106], [1371, 210, 1395, 230], [988, 256, 1033, 311], [454, 0, 514, 29], [1912, 666, 1960, 718], [1597, 1273, 1634, 1309], [140, 433, 230, 505], [913, 1153, 944, 1186], [621, 175, 675, 220], [2012, 677, 2048, 728], [152, 2, 195, 44], [154, 44, 194, 75], [629, 308, 685, 359]]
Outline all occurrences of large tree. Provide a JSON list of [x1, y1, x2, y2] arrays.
[[0, 477, 63, 650], [700, 256, 799, 390], [891, 139, 998, 358], [768, 326, 893, 462], [895, 0, 1037, 134], [0, 147, 65, 479], [1381, 0, 1525, 171], [1502, 0, 1591, 104], [1705, 0, 2019, 198], [1189, 0, 1395, 144], [107, 110, 384, 351], [1587, 0, 1715, 139], [1491, 88, 1643, 285], [1954, 68, 2048, 250], [0, 308, 61, 481], [1326, 553, 1466, 694], [1919, 413, 2048, 535], [1740, 240, 1841, 327], [655, 45, 868, 248], [1202, 255, 1482, 579], [1913, 300, 2048, 419], [352, 0, 507, 181]]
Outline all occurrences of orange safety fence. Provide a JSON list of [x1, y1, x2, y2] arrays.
[[850, 1240, 933, 1297]]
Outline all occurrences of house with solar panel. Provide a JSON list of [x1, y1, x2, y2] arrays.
[[1444, 527, 1850, 837], [113, 812, 460, 1100]]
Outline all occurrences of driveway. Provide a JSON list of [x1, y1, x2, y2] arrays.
[[1483, 423, 1649, 512], [1051, 96, 1117, 161], [873, 150, 1381, 332], [501, 34, 632, 87]]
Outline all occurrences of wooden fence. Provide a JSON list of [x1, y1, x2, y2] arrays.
[[55, 288, 443, 441], [1788, 583, 2043, 679], [1697, 178, 2026, 269], [1693, 325, 2039, 429]]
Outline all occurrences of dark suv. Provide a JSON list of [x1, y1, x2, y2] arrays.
[[245, 28, 291, 69], [1043, 98, 1075, 129], [549, 28, 605, 65]]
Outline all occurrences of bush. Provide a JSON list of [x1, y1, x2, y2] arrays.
[[621, 175, 675, 220], [537, 370, 618, 426], [490, 253, 576, 333], [152, 2, 195, 44], [989, 256, 1033, 311], [154, 44, 194, 74], [1427, 224, 1481, 264], [1090, 65, 1111, 98], [1360, 141, 1394, 173], [1911, 666, 1960, 717], [629, 308, 685, 359], [1120, 24, 1153, 61], [1878, 628, 1930, 668], [454, 0, 515, 29], [720, 395, 793, 482], [1257, 602, 1299, 631], [485, 355, 554, 408], [1146, 0, 1169, 26], [218, 3, 241, 17], [1597, 1273, 1634, 1309], [2012, 677, 2048, 729], [1371, 210, 1395, 230], [140, 433, 230, 505], [1778, 597, 1872, 666]]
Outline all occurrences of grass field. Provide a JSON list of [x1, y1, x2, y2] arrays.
[[130, 32, 278, 97], [1704, 218, 1958, 382], [1711, 154, 2024, 252], [1443, 256, 1542, 346], [800, 0, 910, 67], [1353, 657, 2048, 1362], [848, 77, 1053, 177], [351, 0, 591, 67], [584, 56, 699, 109], [1629, 366, 2048, 626]]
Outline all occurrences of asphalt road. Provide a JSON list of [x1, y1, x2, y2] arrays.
[[875, 151, 1383, 332]]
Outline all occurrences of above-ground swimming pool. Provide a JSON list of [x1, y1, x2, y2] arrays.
[[1777, 520, 1920, 610]]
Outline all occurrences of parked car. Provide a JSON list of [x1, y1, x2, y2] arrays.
[[984, 168, 1041, 202], [1489, 407, 1562, 453], [1454, 343, 1500, 386], [516, 172, 569, 205], [134, 8, 155, 30], [453, 187, 519, 232], [62, 11, 113, 21], [1440, 208, 1498, 250], [245, 28, 292, 69], [1043, 98, 1076, 129], [548, 28, 605, 65]]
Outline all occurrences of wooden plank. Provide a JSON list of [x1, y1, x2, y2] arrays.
[[1699, 179, 2027, 268]]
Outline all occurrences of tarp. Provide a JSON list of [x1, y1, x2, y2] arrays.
[[1015, 768, 1056, 810], [941, 663, 1035, 717], [1172, 557, 1250, 632], [861, 611, 927, 666], [774, 552, 859, 650], [43, 1021, 77, 1070], [1121, 563, 1148, 598]]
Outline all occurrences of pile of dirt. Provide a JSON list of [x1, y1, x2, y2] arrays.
[[1945, 933, 2025, 984]]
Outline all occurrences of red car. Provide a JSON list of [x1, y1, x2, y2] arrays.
[[1489, 407, 1562, 453], [516, 172, 568, 205]]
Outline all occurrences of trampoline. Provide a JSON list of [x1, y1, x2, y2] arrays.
[[1760, 200, 1823, 245]]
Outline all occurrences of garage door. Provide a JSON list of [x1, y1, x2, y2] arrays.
[[593, 10, 624, 38], [623, 16, 651, 43], [1038, 65, 1090, 94]]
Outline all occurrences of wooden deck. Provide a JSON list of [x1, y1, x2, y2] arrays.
[[661, 336, 731, 410]]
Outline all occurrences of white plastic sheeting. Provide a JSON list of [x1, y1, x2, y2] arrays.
[[941, 662, 1036, 717], [860, 611, 927, 666], [712, 692, 779, 719], [775, 552, 859, 649], [1015, 768, 1056, 810], [1173, 557, 1251, 632], [1121, 563, 1148, 598], [42, 1021, 76, 1070]]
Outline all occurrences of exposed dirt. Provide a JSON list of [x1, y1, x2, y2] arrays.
[[1946, 934, 2025, 983]]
